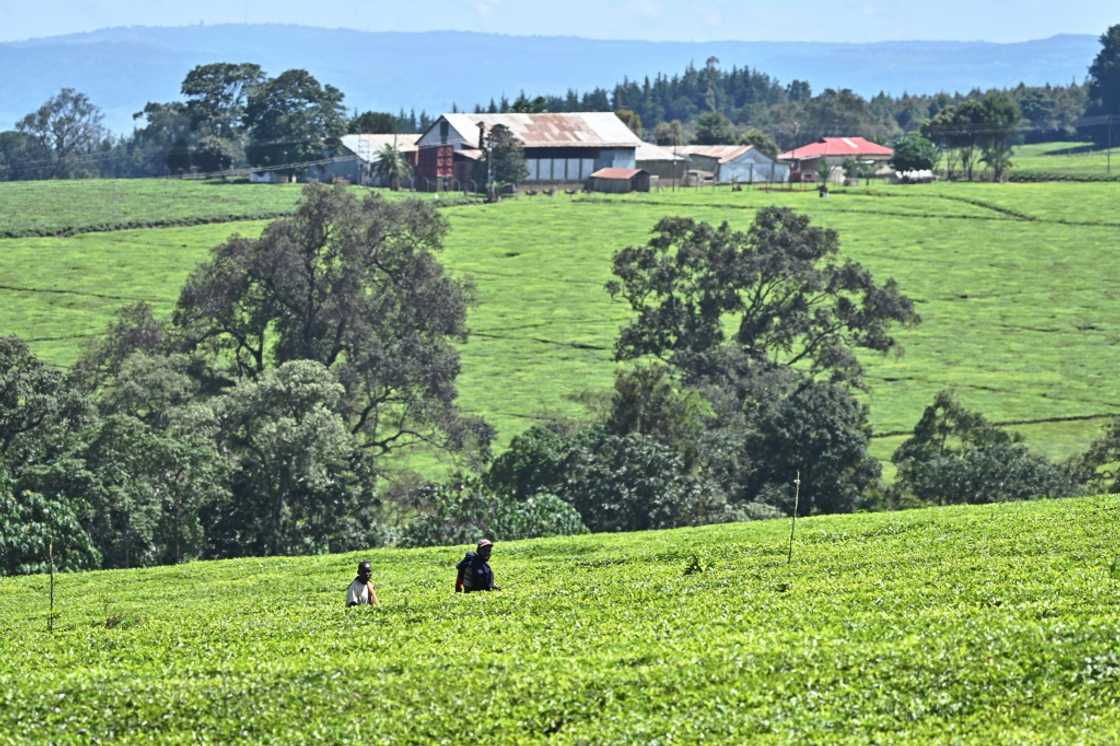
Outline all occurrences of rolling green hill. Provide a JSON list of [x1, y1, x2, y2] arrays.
[[1012, 142, 1119, 181], [1, 180, 1117, 470], [1, 495, 1117, 742]]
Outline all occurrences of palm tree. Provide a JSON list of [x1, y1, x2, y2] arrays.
[[373, 143, 412, 190]]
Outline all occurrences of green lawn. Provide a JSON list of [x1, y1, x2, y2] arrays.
[[1, 495, 1117, 742], [0, 179, 459, 237], [1012, 141, 1119, 180], [1, 181, 1118, 468]]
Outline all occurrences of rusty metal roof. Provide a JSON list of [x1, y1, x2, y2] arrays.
[[635, 142, 688, 162], [436, 113, 642, 149], [675, 145, 756, 164], [591, 167, 645, 180], [340, 134, 420, 162]]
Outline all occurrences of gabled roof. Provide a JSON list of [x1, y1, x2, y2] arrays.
[[591, 167, 645, 180], [779, 137, 894, 160], [675, 144, 757, 164], [340, 134, 420, 162], [635, 142, 688, 162], [431, 112, 642, 149]]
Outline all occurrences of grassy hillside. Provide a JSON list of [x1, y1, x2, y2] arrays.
[[0, 179, 455, 237], [2, 180, 1116, 468], [1013, 142, 1119, 181], [1, 496, 1116, 742]]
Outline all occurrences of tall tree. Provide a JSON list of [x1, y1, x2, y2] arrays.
[[244, 69, 346, 173], [476, 124, 528, 190], [16, 88, 106, 178], [349, 111, 398, 134], [978, 92, 1021, 181], [1086, 24, 1120, 146], [174, 184, 490, 459], [607, 208, 920, 388], [692, 111, 735, 144], [182, 63, 265, 139]]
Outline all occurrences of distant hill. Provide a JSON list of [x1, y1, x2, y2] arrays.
[[0, 25, 1101, 133]]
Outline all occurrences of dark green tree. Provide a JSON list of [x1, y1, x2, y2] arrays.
[[1086, 25, 1120, 146], [692, 111, 736, 144], [978, 92, 1021, 182], [923, 100, 987, 180], [607, 208, 920, 387], [892, 392, 1081, 505], [348, 111, 398, 134], [563, 432, 728, 533], [174, 184, 489, 460], [476, 124, 528, 189], [16, 88, 107, 178], [890, 133, 941, 171], [209, 360, 376, 557], [244, 69, 346, 173]]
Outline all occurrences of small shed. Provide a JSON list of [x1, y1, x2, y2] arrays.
[[635, 142, 688, 182], [589, 167, 651, 193]]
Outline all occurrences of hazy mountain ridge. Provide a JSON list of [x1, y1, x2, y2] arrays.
[[0, 25, 1100, 133]]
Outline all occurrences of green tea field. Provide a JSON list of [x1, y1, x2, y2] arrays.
[[1012, 141, 1119, 181], [1, 179, 1117, 469], [1, 495, 1117, 742]]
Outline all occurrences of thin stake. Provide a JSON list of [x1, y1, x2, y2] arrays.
[[786, 471, 801, 565], [48, 540, 55, 633]]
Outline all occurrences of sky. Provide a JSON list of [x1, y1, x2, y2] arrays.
[[0, 0, 1114, 44]]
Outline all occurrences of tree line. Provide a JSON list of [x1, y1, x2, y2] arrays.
[[0, 64, 437, 181], [3, 24, 1117, 183], [4, 186, 1117, 574]]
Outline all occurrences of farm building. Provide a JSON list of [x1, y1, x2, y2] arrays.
[[635, 142, 688, 182], [415, 112, 641, 190], [675, 145, 789, 184], [323, 134, 421, 186], [589, 167, 651, 193], [779, 137, 894, 182]]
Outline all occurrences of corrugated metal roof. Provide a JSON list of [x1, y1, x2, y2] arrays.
[[436, 113, 642, 149], [778, 137, 894, 160], [591, 167, 645, 180], [635, 142, 688, 162], [675, 145, 755, 164], [340, 134, 421, 162]]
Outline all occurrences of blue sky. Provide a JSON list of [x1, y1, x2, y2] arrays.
[[0, 0, 1114, 43]]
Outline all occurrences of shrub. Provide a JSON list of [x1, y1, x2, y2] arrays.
[[893, 391, 1085, 504], [399, 477, 587, 548], [563, 432, 728, 532]]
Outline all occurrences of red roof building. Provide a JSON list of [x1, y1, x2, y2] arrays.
[[779, 137, 894, 161], [778, 137, 894, 182]]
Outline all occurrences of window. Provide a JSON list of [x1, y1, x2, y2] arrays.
[[439, 121, 450, 145]]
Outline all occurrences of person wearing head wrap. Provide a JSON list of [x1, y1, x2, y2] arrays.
[[455, 539, 500, 593]]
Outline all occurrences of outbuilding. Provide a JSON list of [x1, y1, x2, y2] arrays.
[[779, 137, 894, 182], [635, 142, 688, 183], [589, 167, 651, 193], [675, 145, 789, 183]]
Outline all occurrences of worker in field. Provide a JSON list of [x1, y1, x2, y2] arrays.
[[346, 560, 379, 607], [455, 539, 500, 593]]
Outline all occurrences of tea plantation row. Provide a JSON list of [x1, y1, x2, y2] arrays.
[[0, 495, 1116, 742]]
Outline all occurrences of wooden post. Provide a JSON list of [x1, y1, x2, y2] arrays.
[[48, 540, 55, 633], [786, 471, 801, 565]]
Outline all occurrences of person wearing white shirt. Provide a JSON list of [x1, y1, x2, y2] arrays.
[[346, 561, 379, 607]]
